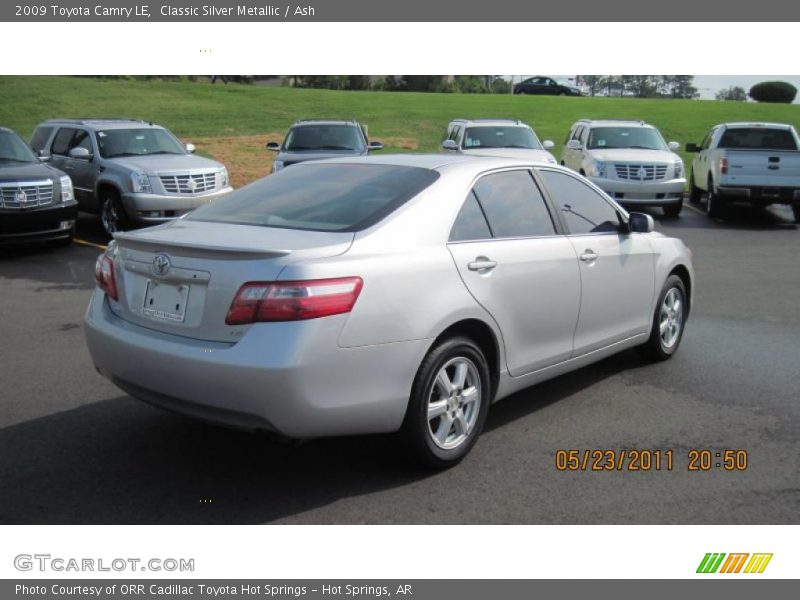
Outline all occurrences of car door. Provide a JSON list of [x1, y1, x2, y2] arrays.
[[537, 168, 655, 356], [447, 169, 581, 376], [62, 129, 98, 206], [693, 127, 717, 191]]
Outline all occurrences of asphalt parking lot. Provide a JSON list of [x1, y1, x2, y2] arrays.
[[0, 200, 798, 524]]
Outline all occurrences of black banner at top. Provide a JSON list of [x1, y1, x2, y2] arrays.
[[3, 0, 800, 22]]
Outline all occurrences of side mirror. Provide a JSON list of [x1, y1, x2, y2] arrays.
[[566, 139, 582, 150], [68, 147, 92, 161], [441, 139, 459, 151], [685, 143, 699, 153], [368, 141, 384, 151], [266, 141, 281, 152], [36, 149, 51, 163], [628, 212, 654, 233], [542, 140, 555, 150], [185, 143, 196, 154], [668, 141, 680, 151]]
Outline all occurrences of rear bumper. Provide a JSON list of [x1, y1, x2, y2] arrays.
[[717, 185, 800, 205], [121, 186, 234, 226], [84, 291, 429, 438], [0, 202, 78, 244], [588, 177, 686, 205]]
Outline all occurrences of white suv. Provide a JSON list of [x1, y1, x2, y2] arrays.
[[441, 119, 557, 164], [561, 119, 686, 217]]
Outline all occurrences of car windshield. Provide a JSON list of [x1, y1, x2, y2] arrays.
[[587, 127, 668, 151], [463, 126, 543, 150], [95, 128, 187, 158], [718, 128, 798, 151], [188, 163, 439, 232], [0, 130, 38, 163], [283, 125, 365, 152]]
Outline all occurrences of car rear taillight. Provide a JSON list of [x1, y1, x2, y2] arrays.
[[94, 253, 118, 301], [720, 157, 729, 175], [226, 277, 363, 325]]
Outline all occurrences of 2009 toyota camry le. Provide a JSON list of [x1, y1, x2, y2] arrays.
[[85, 155, 693, 467]]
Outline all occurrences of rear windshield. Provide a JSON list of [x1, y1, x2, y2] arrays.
[[718, 128, 798, 151], [188, 163, 440, 232]]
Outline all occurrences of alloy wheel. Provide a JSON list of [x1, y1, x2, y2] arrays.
[[426, 357, 482, 450], [659, 287, 684, 349]]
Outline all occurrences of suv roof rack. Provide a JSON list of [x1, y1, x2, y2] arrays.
[[45, 118, 147, 125], [292, 118, 359, 125], [578, 118, 646, 125], [452, 118, 523, 125]]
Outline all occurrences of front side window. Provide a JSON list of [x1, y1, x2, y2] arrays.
[[463, 126, 542, 150], [586, 126, 668, 151], [51, 128, 77, 156], [283, 125, 366, 152], [471, 170, 555, 238], [539, 170, 622, 235], [95, 128, 186, 158], [189, 163, 439, 232], [0, 130, 38, 163], [71, 130, 93, 153]]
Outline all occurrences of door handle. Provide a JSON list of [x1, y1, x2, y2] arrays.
[[579, 250, 598, 263], [468, 257, 497, 272]]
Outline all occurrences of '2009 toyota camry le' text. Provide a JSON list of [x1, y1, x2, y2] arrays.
[[85, 155, 693, 467]]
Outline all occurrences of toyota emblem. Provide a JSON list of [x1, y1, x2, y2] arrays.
[[152, 254, 171, 276]]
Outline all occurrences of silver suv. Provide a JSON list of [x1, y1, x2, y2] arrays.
[[30, 119, 233, 235], [441, 118, 556, 164], [561, 119, 686, 217]]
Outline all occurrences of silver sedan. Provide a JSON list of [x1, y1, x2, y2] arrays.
[[85, 155, 694, 467]]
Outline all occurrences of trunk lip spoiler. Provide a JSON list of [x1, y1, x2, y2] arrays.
[[112, 231, 292, 257]]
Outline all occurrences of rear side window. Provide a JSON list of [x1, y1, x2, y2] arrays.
[[30, 127, 53, 154], [450, 191, 491, 242], [188, 163, 439, 232], [471, 170, 555, 238], [718, 128, 798, 151], [539, 170, 621, 235], [51, 128, 77, 156]]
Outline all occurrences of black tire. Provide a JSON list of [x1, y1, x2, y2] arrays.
[[688, 169, 702, 203], [706, 178, 725, 220], [402, 336, 491, 469], [663, 202, 683, 218], [638, 274, 688, 362], [99, 188, 131, 236], [793, 205, 800, 224]]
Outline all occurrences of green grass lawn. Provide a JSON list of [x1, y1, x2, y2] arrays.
[[3, 75, 800, 179]]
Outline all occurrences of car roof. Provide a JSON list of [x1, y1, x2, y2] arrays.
[[0, 126, 16, 134], [301, 153, 559, 173], [39, 119, 164, 130], [290, 119, 362, 127], [721, 122, 794, 129]]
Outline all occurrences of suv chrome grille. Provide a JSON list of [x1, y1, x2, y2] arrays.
[[159, 172, 218, 195], [614, 163, 668, 181], [0, 181, 55, 209]]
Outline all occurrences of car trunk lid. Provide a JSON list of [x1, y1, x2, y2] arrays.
[[108, 220, 354, 342]]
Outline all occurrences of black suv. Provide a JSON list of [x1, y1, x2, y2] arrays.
[[0, 126, 77, 246], [513, 77, 583, 96], [266, 119, 383, 173]]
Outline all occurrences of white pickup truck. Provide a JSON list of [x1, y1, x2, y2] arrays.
[[686, 122, 800, 221]]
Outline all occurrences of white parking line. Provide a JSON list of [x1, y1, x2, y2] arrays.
[[683, 203, 707, 217]]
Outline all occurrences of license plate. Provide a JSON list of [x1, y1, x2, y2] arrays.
[[142, 280, 190, 323]]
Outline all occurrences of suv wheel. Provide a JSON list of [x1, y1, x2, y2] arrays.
[[638, 274, 687, 361], [706, 178, 725, 220], [100, 189, 130, 236], [688, 169, 702, 203], [663, 202, 683, 218], [793, 205, 800, 224], [402, 337, 491, 469]]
